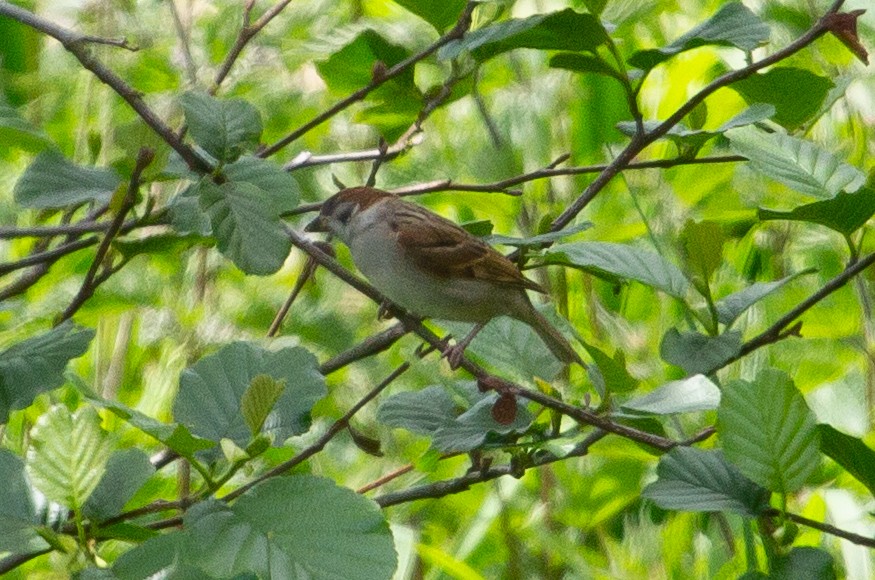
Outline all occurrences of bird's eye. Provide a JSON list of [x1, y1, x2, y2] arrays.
[[335, 203, 356, 225]]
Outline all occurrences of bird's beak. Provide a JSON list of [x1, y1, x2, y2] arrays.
[[304, 215, 328, 233]]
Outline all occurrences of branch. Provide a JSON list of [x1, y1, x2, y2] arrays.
[[549, 0, 848, 232], [764, 509, 875, 549], [0, 2, 211, 173], [712, 250, 875, 373], [56, 148, 154, 324], [211, 0, 294, 93], [374, 429, 608, 507], [258, 1, 476, 158], [281, 155, 745, 218], [0, 237, 99, 277], [286, 226, 679, 451], [222, 352, 425, 503]]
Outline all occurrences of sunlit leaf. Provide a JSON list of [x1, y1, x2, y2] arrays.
[[240, 374, 286, 436], [716, 270, 814, 325], [390, 0, 467, 32], [727, 126, 866, 199], [623, 375, 720, 415], [629, 3, 770, 70], [26, 405, 113, 509], [718, 369, 820, 493]]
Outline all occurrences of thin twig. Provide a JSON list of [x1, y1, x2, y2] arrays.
[[319, 323, 408, 375], [0, 237, 99, 277], [374, 429, 607, 507], [764, 509, 875, 549], [549, 0, 847, 232], [222, 352, 427, 503], [281, 155, 746, 217], [0, 3, 211, 173], [55, 148, 154, 324], [258, 1, 476, 158], [712, 250, 875, 373]]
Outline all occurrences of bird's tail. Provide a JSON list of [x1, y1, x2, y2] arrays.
[[524, 307, 586, 368]]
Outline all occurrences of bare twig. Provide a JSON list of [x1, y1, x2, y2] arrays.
[[319, 323, 408, 375], [0, 237, 99, 277], [765, 509, 875, 549], [281, 155, 746, 217]]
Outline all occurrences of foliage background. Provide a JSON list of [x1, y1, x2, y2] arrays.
[[0, 0, 874, 578]]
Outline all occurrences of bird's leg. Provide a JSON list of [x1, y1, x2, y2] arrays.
[[444, 323, 484, 370]]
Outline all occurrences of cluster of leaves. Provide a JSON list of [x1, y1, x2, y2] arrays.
[[0, 0, 873, 578]]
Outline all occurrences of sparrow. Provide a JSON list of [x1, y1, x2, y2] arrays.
[[305, 187, 584, 369]]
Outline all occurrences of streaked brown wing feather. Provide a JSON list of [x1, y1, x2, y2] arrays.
[[394, 203, 544, 293]]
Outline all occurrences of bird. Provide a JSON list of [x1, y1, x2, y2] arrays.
[[305, 186, 584, 369]]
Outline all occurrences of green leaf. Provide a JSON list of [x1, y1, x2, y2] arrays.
[[622, 374, 720, 415], [772, 547, 836, 580], [0, 322, 95, 422], [660, 329, 741, 376], [169, 186, 213, 236], [490, 222, 593, 247], [0, 450, 46, 553], [715, 270, 814, 325], [430, 393, 532, 452], [460, 219, 494, 237], [112, 531, 192, 579], [628, 3, 770, 70], [13, 150, 121, 209], [179, 91, 262, 163], [25, 405, 113, 509], [390, 0, 467, 32], [184, 477, 396, 579], [83, 449, 155, 521], [581, 342, 639, 394], [642, 448, 770, 517], [224, 155, 301, 214], [817, 424, 875, 497], [542, 242, 690, 299], [317, 30, 415, 94], [680, 220, 725, 289], [758, 187, 875, 236], [727, 126, 866, 199], [198, 180, 292, 275], [718, 369, 820, 493], [241, 374, 286, 436], [0, 102, 54, 153], [174, 342, 326, 455], [730, 67, 834, 131], [549, 53, 619, 79], [448, 310, 565, 381], [377, 385, 457, 435], [439, 9, 609, 61], [83, 394, 215, 459]]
